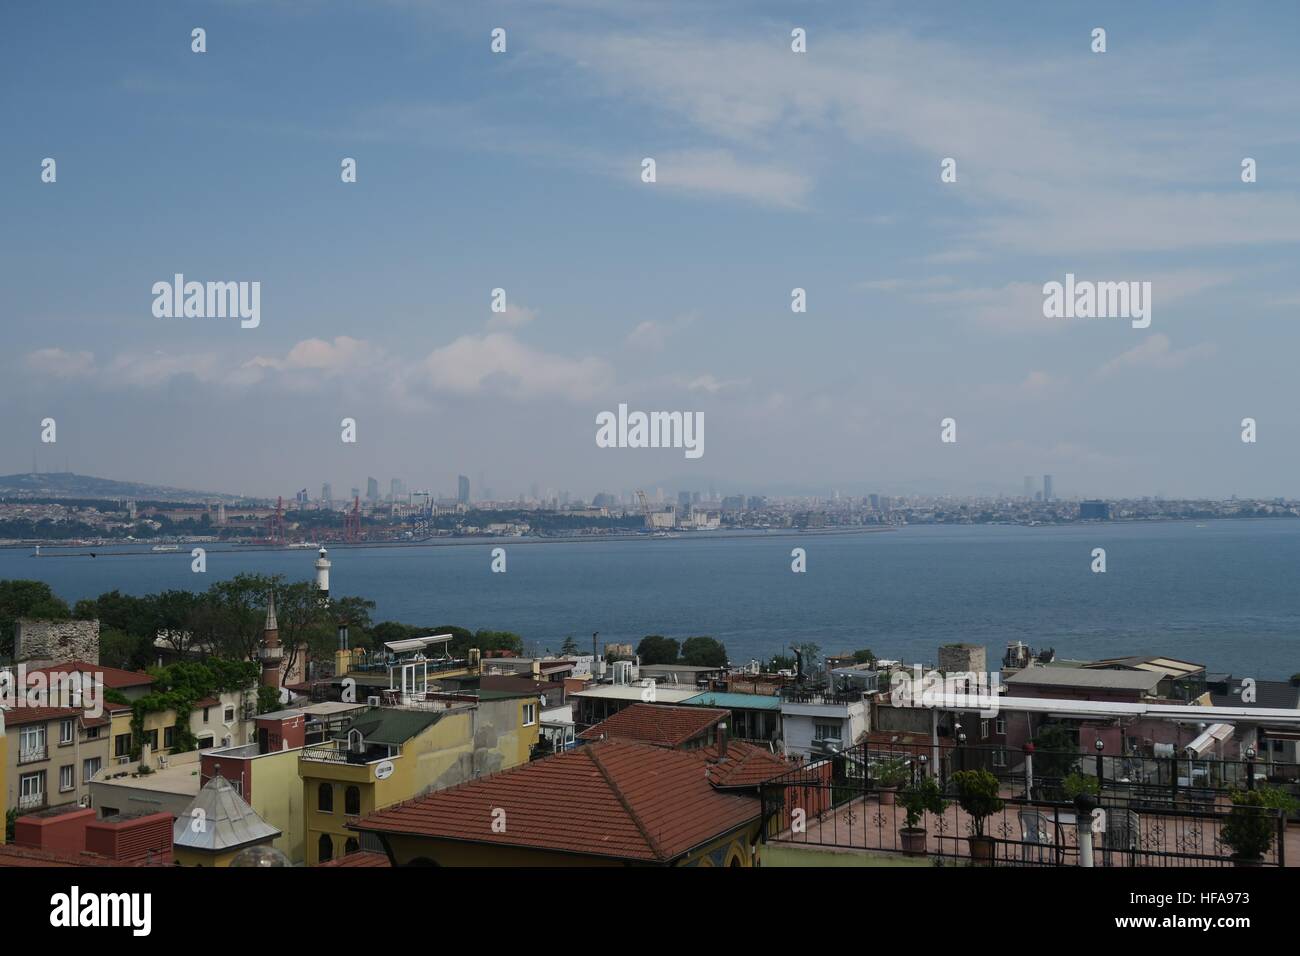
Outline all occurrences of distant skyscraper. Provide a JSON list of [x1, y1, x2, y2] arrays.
[[1043, 475, 1053, 501], [457, 475, 470, 505], [1080, 500, 1109, 520], [390, 477, 402, 500], [321, 482, 332, 506], [366, 477, 379, 502], [1023, 476, 1033, 499], [350, 487, 360, 501]]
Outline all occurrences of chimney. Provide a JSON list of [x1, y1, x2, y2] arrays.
[[716, 721, 728, 759]]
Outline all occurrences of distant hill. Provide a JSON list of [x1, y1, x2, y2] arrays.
[[0, 472, 240, 502]]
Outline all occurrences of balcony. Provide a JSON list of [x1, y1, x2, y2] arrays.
[[17, 792, 47, 811], [300, 738, 397, 766], [18, 745, 48, 765], [760, 742, 1297, 867]]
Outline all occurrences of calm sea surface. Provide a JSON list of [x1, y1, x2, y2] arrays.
[[5, 520, 1298, 678]]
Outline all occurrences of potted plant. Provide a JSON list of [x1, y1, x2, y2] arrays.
[[952, 769, 1004, 864], [873, 756, 909, 805], [1222, 789, 1276, 866], [898, 776, 947, 855], [1062, 771, 1100, 802], [1257, 784, 1300, 831]]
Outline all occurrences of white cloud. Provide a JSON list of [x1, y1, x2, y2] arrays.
[[104, 350, 224, 387], [625, 313, 695, 352], [649, 149, 810, 208], [685, 374, 749, 394], [418, 332, 613, 401], [540, 27, 1300, 252], [1097, 334, 1217, 377], [243, 336, 384, 374], [25, 348, 95, 378], [487, 302, 538, 330]]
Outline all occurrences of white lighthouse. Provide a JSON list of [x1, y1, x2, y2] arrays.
[[314, 546, 331, 597]]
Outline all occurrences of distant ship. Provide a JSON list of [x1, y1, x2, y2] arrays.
[[287, 541, 320, 549], [151, 544, 180, 552]]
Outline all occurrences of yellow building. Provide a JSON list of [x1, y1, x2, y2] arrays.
[[301, 694, 540, 865], [351, 739, 774, 866]]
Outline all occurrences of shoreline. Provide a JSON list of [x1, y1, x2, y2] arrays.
[[9, 525, 897, 556]]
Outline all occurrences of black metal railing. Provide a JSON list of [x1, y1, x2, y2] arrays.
[[760, 754, 1289, 867], [769, 739, 1300, 807]]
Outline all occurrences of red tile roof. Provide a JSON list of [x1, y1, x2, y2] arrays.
[[2, 704, 82, 726], [577, 703, 729, 747], [353, 740, 766, 863], [25, 660, 153, 689], [0, 844, 171, 867], [317, 850, 390, 868], [699, 741, 792, 790]]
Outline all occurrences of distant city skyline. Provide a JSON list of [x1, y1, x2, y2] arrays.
[[6, 4, 1300, 500]]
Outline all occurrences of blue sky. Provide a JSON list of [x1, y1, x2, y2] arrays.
[[4, 1, 1300, 500]]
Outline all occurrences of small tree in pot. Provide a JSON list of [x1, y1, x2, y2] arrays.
[[873, 756, 910, 805], [1222, 789, 1276, 866], [1257, 784, 1300, 832], [898, 776, 947, 856], [952, 769, 1004, 864]]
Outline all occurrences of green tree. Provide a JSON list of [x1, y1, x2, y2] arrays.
[[852, 648, 877, 665], [474, 629, 524, 655], [1030, 722, 1082, 795], [98, 627, 151, 670], [680, 636, 728, 668], [73, 589, 156, 641], [0, 580, 71, 658], [636, 635, 680, 665], [206, 574, 277, 660], [560, 635, 579, 656]]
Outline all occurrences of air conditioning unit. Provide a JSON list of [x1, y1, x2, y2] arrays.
[[367, 695, 381, 706]]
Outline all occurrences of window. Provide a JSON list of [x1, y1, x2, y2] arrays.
[[143, 729, 158, 751], [19, 772, 45, 809], [203, 707, 210, 723], [980, 719, 990, 739], [164, 726, 176, 749], [197, 735, 214, 750], [224, 706, 235, 723], [814, 722, 841, 742], [59, 765, 75, 792], [344, 786, 361, 816], [318, 783, 334, 813], [345, 837, 360, 856], [19, 726, 47, 762], [996, 716, 1007, 736], [83, 757, 102, 782], [59, 719, 75, 745], [993, 749, 1008, 768], [114, 733, 132, 758], [522, 703, 537, 727], [85, 725, 102, 740], [318, 834, 333, 863]]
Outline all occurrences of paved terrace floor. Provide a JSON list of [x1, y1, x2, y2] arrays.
[[770, 788, 1298, 867]]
